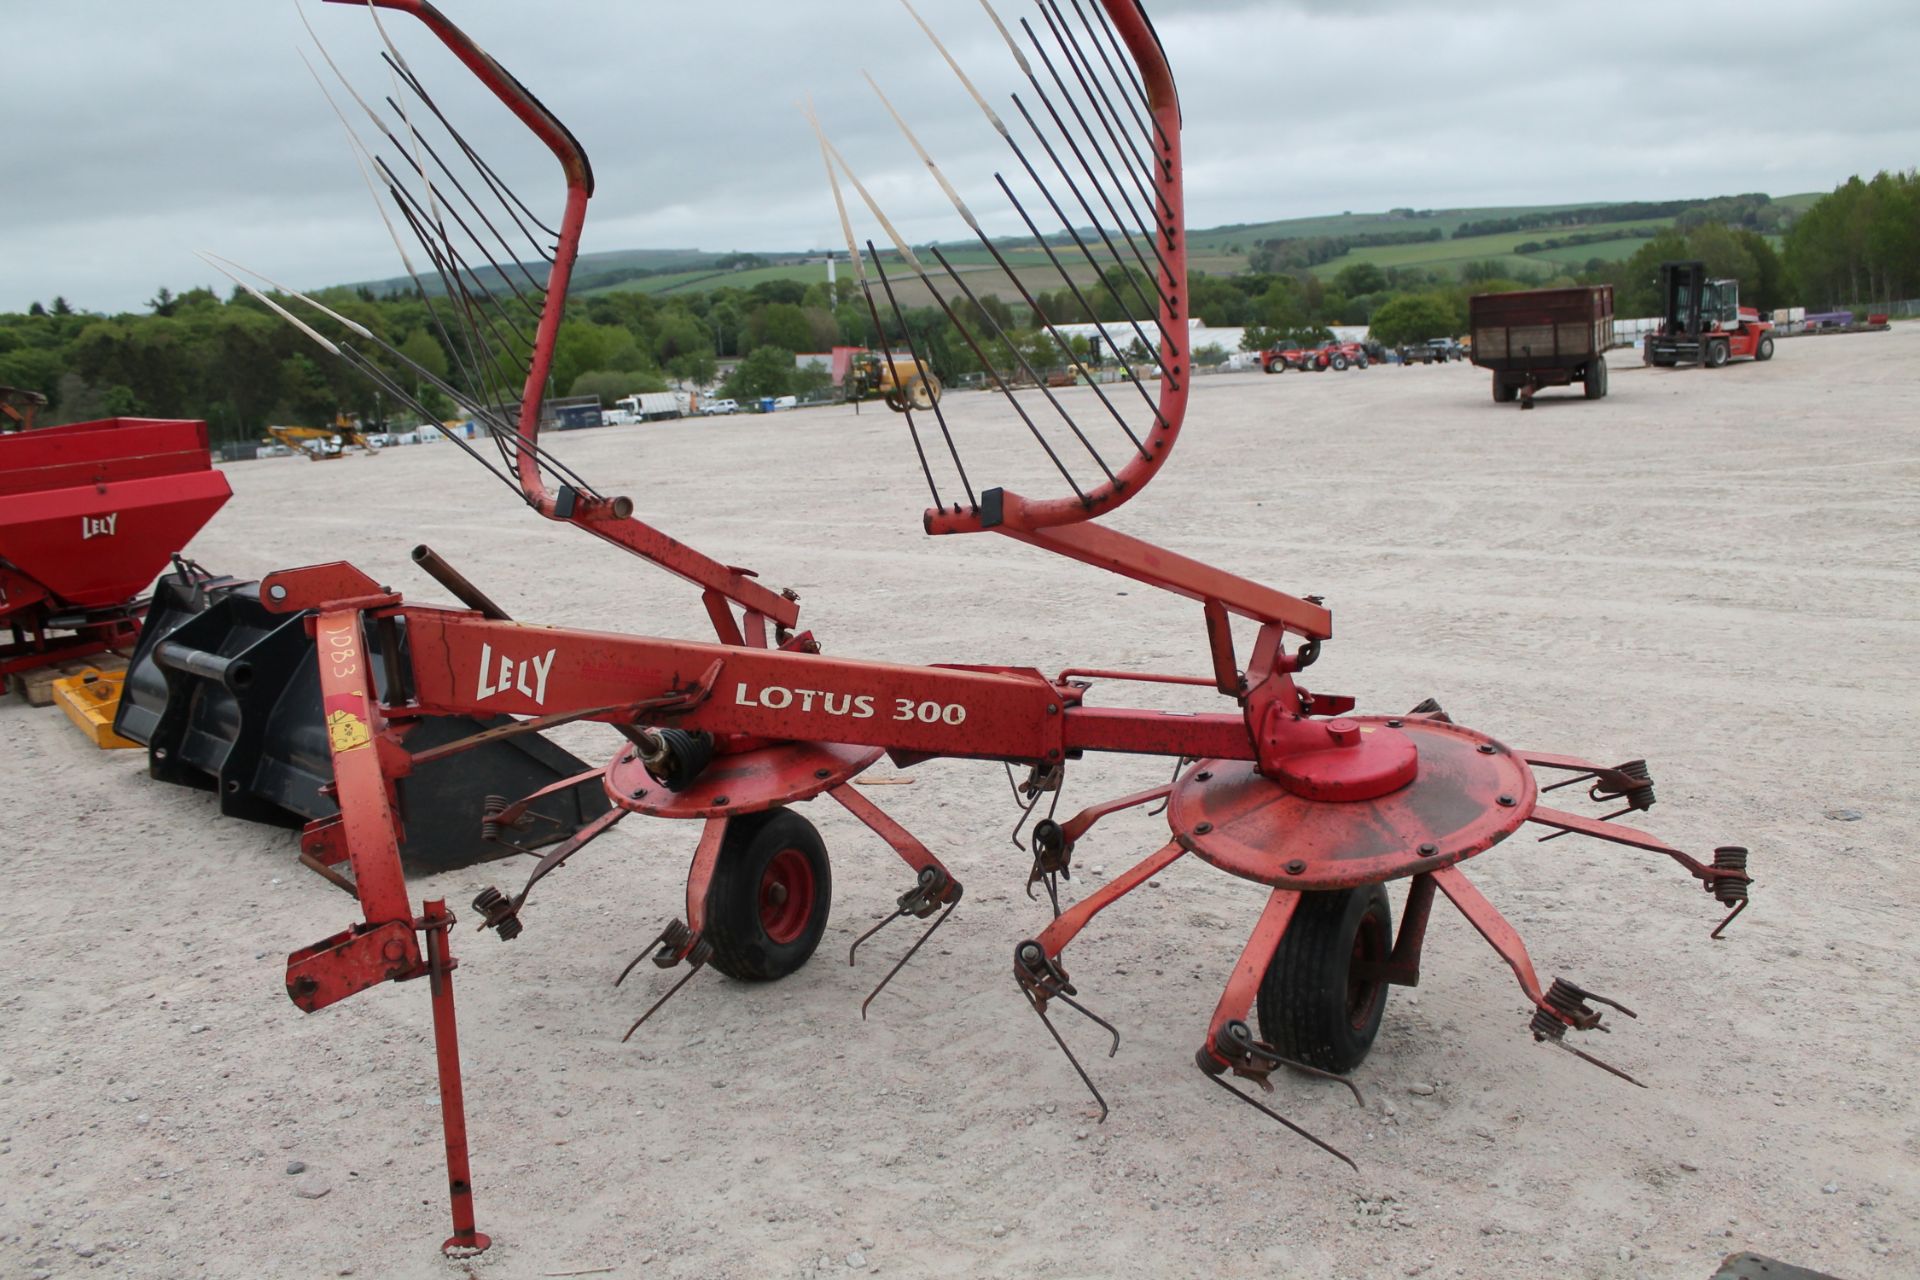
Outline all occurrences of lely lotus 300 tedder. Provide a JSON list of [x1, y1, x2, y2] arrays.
[[213, 0, 1753, 1254]]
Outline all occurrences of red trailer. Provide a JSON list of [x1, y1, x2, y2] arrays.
[[1469, 285, 1614, 408], [0, 417, 231, 682]]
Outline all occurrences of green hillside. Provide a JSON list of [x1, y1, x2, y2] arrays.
[[358, 194, 1823, 303]]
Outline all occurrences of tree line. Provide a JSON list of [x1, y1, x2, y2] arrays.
[[2, 173, 1909, 441]]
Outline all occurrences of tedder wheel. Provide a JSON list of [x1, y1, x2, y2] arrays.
[[1705, 339, 1730, 368], [1492, 373, 1517, 403], [703, 808, 832, 982], [1755, 335, 1775, 362], [1584, 355, 1608, 400], [1255, 883, 1393, 1074]]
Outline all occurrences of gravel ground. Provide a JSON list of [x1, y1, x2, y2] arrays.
[[1, 327, 1915, 1280]]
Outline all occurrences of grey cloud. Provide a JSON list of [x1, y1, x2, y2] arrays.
[[3, 0, 1915, 313]]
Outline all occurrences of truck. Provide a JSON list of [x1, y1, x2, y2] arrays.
[[1642, 261, 1774, 368], [1469, 285, 1614, 408], [613, 392, 686, 423]]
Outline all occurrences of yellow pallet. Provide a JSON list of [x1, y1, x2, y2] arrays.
[[51, 667, 139, 749]]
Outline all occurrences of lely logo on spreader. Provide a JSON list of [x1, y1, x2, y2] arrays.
[[476, 642, 557, 706], [81, 513, 119, 540]]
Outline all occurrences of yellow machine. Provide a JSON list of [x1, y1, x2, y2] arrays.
[[850, 351, 941, 413], [267, 413, 383, 460], [51, 667, 139, 749]]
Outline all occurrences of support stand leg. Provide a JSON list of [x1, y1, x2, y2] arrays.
[[423, 900, 490, 1257]]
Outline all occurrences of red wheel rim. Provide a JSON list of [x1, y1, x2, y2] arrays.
[[1347, 907, 1387, 1031], [758, 848, 815, 945]]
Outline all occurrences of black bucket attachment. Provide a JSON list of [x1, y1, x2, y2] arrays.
[[115, 566, 609, 870]]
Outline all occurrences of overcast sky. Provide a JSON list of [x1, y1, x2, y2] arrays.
[[5, 0, 1916, 314]]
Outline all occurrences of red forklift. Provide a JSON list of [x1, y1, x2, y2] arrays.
[[1643, 260, 1775, 368]]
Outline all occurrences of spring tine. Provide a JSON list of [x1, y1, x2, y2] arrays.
[[1031, 0, 1159, 219], [333, 350, 525, 495], [866, 246, 976, 506], [813, 119, 1085, 494], [381, 78, 549, 291], [1046, 985, 1120, 1057], [869, 237, 1087, 501], [1549, 1038, 1648, 1089], [927, 246, 1116, 484], [1016, 18, 1174, 297], [977, 0, 1174, 319], [1011, 79, 1168, 317], [859, 897, 959, 1020], [994, 176, 1169, 421], [381, 161, 541, 343], [1024, 987, 1110, 1122], [806, 100, 951, 508], [1239, 1043, 1366, 1109], [1710, 898, 1748, 940], [1080, 0, 1172, 153], [901, 0, 1172, 368], [379, 154, 545, 330], [862, 71, 1147, 461], [1064, 0, 1165, 171], [380, 48, 559, 253], [847, 906, 909, 967], [1010, 95, 1175, 353], [1202, 1072, 1357, 1172], [1021, 17, 1171, 281], [619, 960, 706, 1042]]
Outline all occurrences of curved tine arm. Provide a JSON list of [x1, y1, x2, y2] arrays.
[[327, 2, 799, 628], [322, 0, 588, 512], [924, 0, 1188, 536], [1526, 805, 1730, 884]]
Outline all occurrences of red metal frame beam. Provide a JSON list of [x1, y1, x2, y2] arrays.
[[995, 521, 1332, 638], [1203, 887, 1300, 1050], [396, 607, 1258, 765]]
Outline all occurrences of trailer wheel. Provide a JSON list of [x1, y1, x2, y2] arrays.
[[1255, 883, 1393, 1074], [1584, 356, 1608, 400], [1355, 355, 1369, 369], [704, 808, 832, 982], [1705, 339, 1730, 368], [1264, 359, 1283, 374], [1330, 355, 1349, 371], [1755, 336, 1775, 362], [1492, 373, 1517, 403]]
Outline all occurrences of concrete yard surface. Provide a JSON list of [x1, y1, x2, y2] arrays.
[[1, 328, 1916, 1279]]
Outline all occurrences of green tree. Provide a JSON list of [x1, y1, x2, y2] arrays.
[[721, 346, 797, 401], [1367, 294, 1457, 346], [748, 302, 812, 353]]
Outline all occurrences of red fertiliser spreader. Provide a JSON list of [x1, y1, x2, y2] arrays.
[[215, 0, 1754, 1255], [0, 417, 231, 684]]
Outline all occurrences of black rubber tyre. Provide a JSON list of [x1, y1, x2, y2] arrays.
[[1705, 339, 1730, 368], [703, 808, 831, 982], [1755, 335, 1775, 362], [1264, 358, 1284, 374], [1255, 883, 1393, 1073], [1355, 355, 1369, 369], [1330, 354, 1349, 371], [1584, 355, 1608, 400], [1493, 373, 1517, 403]]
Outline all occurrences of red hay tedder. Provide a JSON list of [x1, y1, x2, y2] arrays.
[[0, 417, 230, 684], [210, 0, 1753, 1254]]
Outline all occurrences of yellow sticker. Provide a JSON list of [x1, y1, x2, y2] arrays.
[[327, 708, 371, 753]]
